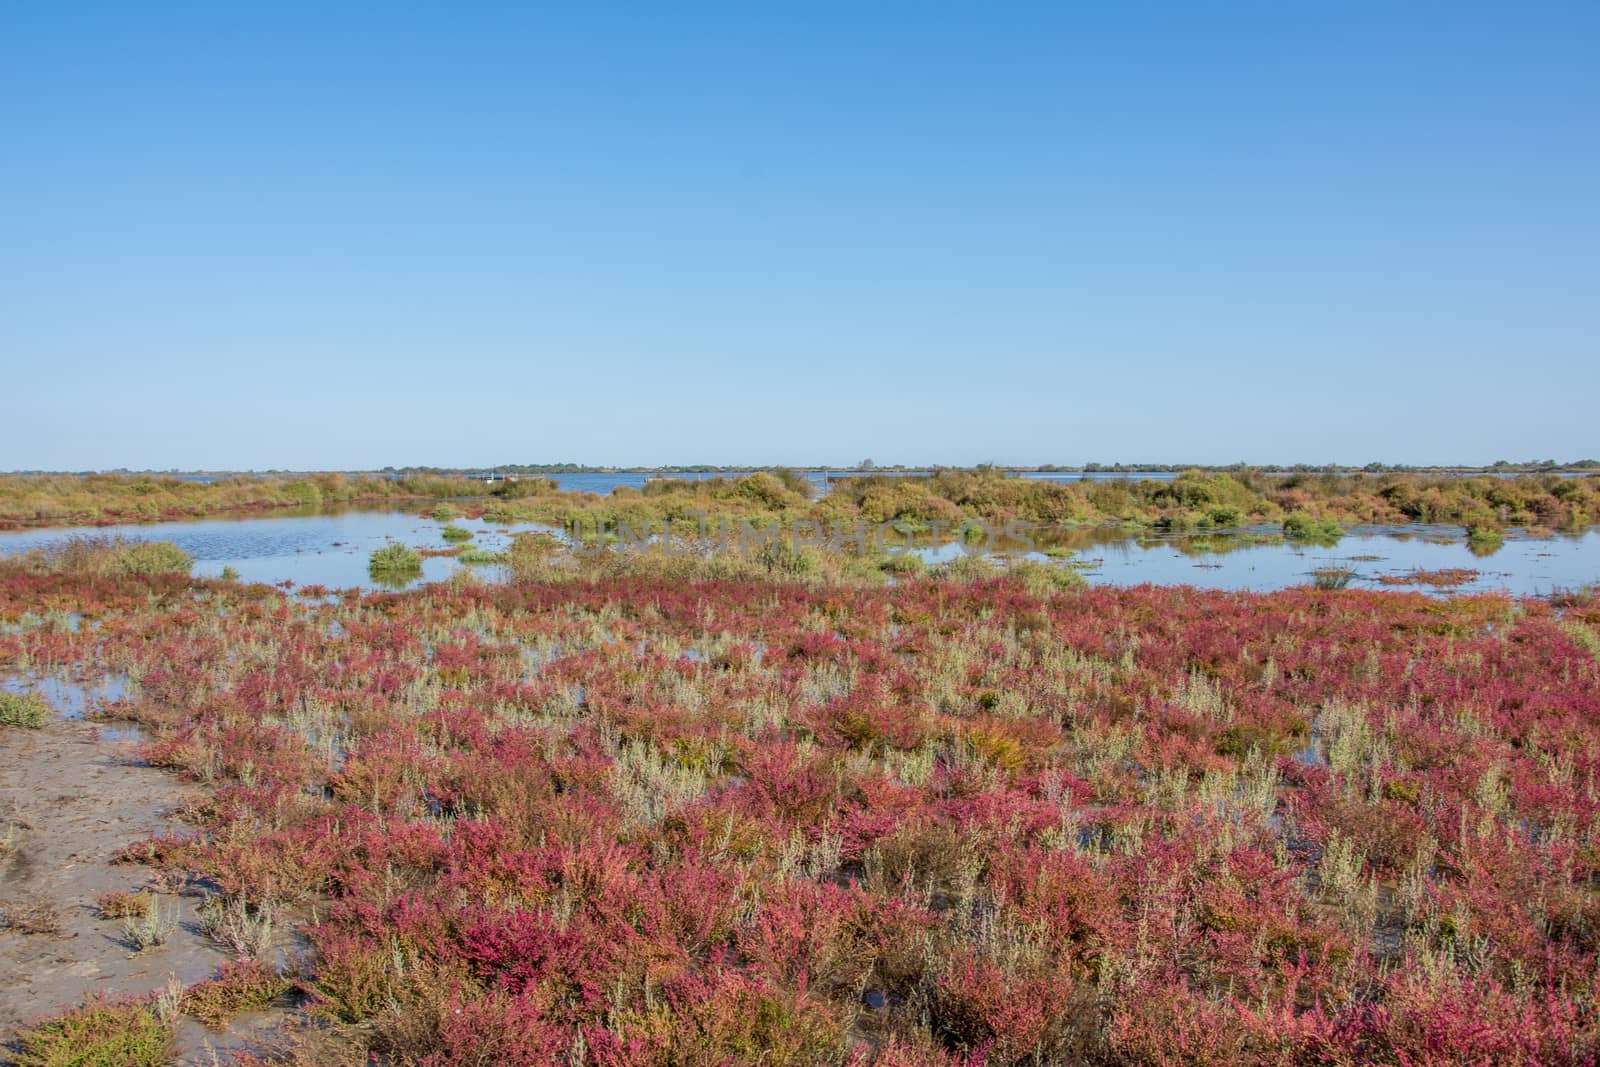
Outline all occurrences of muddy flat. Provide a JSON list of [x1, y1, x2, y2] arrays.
[[0, 716, 224, 1038]]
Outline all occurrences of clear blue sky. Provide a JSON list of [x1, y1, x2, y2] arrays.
[[3, 3, 1596, 471]]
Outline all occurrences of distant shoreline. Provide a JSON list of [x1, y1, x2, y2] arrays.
[[6, 462, 1598, 478]]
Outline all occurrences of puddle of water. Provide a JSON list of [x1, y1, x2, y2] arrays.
[[96, 723, 148, 745], [1, 673, 131, 719]]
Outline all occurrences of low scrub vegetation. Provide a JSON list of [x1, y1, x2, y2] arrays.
[[3, 555, 1599, 1063], [95, 890, 155, 919], [0, 472, 493, 529], [0, 690, 50, 728], [5, 469, 1596, 539], [1378, 567, 1480, 589], [477, 467, 1600, 546], [183, 959, 290, 1028], [1282, 510, 1343, 543], [368, 542, 423, 581], [0, 896, 63, 935], [1, 536, 191, 578], [12, 997, 176, 1067], [109, 540, 193, 576], [119, 893, 175, 952]]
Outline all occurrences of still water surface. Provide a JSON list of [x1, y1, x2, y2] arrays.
[[0, 510, 543, 590], [1037, 526, 1599, 596], [2, 509, 1596, 597]]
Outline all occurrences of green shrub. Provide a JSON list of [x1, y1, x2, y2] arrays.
[[14, 997, 176, 1067], [183, 960, 290, 1029], [880, 552, 926, 576], [112, 541, 192, 576], [283, 480, 323, 507], [933, 555, 1000, 583], [1465, 525, 1506, 554], [753, 537, 822, 579], [456, 546, 504, 565], [492, 477, 557, 499], [368, 543, 423, 579], [431, 503, 458, 521], [504, 532, 564, 581], [439, 525, 473, 543], [1009, 559, 1088, 595], [765, 468, 817, 501], [735, 472, 807, 510], [0, 692, 50, 728], [1283, 512, 1342, 543]]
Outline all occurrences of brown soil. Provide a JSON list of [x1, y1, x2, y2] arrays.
[[0, 715, 232, 1056]]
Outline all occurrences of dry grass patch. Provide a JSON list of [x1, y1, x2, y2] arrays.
[[0, 896, 63, 936]]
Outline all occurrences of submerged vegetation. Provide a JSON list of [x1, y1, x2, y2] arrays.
[[480, 468, 1600, 556], [3, 541, 1600, 1063], [1282, 511, 1343, 544], [1467, 524, 1509, 554], [368, 542, 424, 582], [1310, 564, 1359, 590], [0, 535, 192, 578]]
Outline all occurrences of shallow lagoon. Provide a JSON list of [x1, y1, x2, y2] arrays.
[[0, 509, 548, 591], [2, 507, 1596, 597], [1051, 526, 1600, 595]]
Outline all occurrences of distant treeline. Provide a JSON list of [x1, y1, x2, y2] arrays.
[[390, 459, 1600, 476], [9, 458, 1597, 477]]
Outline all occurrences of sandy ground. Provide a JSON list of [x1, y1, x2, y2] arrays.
[[0, 713, 233, 1056]]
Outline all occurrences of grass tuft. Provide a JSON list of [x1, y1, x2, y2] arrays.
[[120, 894, 175, 952], [1283, 512, 1343, 543], [0, 691, 50, 728], [368, 542, 423, 581], [111, 541, 193, 576], [96, 890, 156, 919], [14, 997, 176, 1067], [183, 959, 290, 1029], [1312, 564, 1359, 590], [0, 897, 63, 935]]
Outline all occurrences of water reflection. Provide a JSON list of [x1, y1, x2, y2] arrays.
[[1026, 526, 1600, 596], [0, 508, 559, 593], [0, 673, 130, 719], [0, 509, 1595, 597]]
